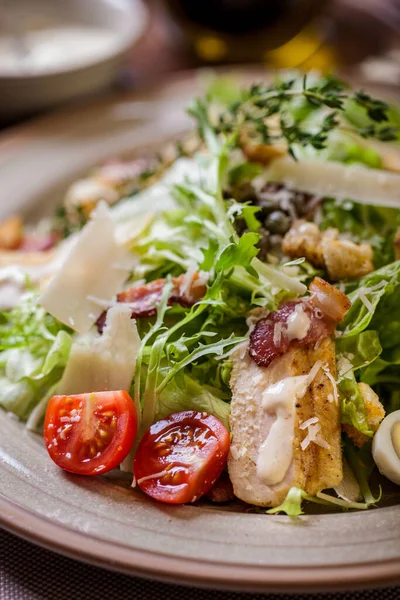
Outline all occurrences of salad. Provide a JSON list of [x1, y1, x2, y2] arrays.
[[2, 71, 400, 515]]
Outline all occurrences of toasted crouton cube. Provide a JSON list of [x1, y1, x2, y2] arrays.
[[321, 238, 374, 281], [283, 219, 374, 281], [282, 220, 326, 267], [0, 216, 23, 250]]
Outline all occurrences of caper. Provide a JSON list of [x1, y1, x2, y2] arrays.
[[269, 234, 284, 256], [257, 197, 279, 212], [292, 192, 311, 216], [265, 210, 291, 234], [230, 182, 257, 203], [256, 228, 270, 262]]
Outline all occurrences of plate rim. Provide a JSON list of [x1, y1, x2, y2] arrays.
[[1, 70, 400, 592], [1, 495, 400, 593]]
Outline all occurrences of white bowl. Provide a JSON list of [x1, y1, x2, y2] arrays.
[[0, 0, 148, 119]]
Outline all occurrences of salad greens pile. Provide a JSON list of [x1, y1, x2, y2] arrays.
[[1, 70, 400, 515]]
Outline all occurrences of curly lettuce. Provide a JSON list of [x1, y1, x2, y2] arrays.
[[0, 293, 72, 422]]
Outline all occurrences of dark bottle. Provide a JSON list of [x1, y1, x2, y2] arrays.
[[164, 0, 335, 69]]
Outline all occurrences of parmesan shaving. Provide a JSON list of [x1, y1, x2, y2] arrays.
[[306, 360, 323, 386], [273, 322, 283, 346], [337, 353, 354, 378], [264, 156, 400, 208], [40, 202, 137, 334], [299, 416, 319, 430], [301, 421, 330, 451], [322, 363, 339, 405], [358, 291, 375, 314], [58, 305, 140, 398]]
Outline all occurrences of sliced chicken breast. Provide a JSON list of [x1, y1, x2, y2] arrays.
[[228, 338, 343, 507]]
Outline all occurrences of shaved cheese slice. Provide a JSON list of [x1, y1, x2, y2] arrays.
[[264, 157, 400, 207], [40, 203, 137, 334], [58, 305, 140, 396]]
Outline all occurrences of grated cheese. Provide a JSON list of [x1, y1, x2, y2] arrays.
[[301, 421, 330, 451], [322, 363, 339, 405], [337, 353, 354, 378], [306, 360, 323, 387], [358, 291, 375, 313], [299, 416, 319, 430], [273, 322, 283, 347]]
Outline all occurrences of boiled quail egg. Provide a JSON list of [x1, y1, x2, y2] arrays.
[[372, 410, 400, 485]]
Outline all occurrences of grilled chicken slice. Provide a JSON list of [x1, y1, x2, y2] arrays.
[[228, 338, 343, 507]]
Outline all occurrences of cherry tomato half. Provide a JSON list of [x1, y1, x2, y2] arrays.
[[134, 411, 230, 504], [44, 391, 137, 476]]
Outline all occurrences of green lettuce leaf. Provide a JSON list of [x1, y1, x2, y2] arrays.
[[340, 261, 400, 343], [321, 199, 400, 269], [157, 375, 230, 430], [337, 331, 382, 435], [266, 486, 372, 517], [339, 373, 373, 437], [344, 439, 381, 505], [0, 293, 72, 421]]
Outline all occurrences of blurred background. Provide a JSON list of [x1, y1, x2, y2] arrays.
[[0, 0, 399, 124]]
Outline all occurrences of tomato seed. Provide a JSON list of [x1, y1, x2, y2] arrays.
[[154, 442, 167, 450], [158, 448, 170, 457], [89, 443, 97, 458], [172, 471, 182, 484]]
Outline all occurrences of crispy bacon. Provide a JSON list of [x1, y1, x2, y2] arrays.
[[309, 277, 351, 323], [19, 233, 59, 253], [96, 272, 207, 333], [205, 472, 235, 503], [249, 277, 350, 368]]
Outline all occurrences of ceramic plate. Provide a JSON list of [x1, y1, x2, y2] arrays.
[[0, 71, 400, 593]]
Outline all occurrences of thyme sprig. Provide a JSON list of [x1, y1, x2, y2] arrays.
[[190, 74, 398, 159]]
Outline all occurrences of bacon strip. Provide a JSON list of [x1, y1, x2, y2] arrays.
[[96, 272, 206, 333], [19, 233, 60, 252], [205, 472, 235, 503], [249, 277, 350, 368]]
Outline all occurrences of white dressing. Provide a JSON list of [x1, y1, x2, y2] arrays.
[[285, 304, 311, 341], [256, 361, 322, 485], [0, 239, 77, 309], [0, 266, 27, 309], [257, 376, 309, 485]]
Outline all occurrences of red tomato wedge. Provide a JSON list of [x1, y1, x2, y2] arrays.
[[44, 391, 137, 476], [134, 411, 230, 504]]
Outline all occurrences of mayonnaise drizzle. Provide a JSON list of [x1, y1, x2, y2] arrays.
[[285, 304, 311, 341], [256, 361, 322, 485]]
